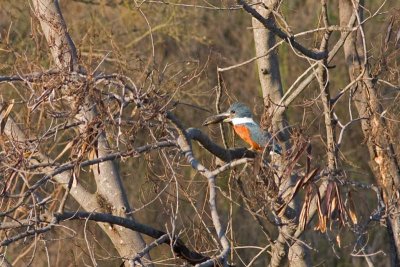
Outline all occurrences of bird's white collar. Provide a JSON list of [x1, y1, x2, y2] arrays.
[[231, 117, 256, 125]]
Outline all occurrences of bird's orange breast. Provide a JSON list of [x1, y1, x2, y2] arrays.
[[233, 125, 262, 151]]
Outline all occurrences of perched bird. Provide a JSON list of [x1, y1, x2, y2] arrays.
[[203, 102, 281, 154]]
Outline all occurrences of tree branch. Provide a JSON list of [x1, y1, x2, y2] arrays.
[[1, 211, 212, 266], [167, 112, 231, 266], [238, 0, 327, 60], [186, 128, 255, 162]]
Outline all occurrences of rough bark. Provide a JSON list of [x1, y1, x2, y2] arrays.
[[33, 0, 78, 71], [31, 0, 149, 262], [339, 0, 400, 265], [318, 0, 337, 171], [252, 1, 309, 266], [252, 1, 288, 136]]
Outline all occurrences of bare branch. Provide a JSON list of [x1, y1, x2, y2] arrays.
[[238, 0, 327, 60], [167, 112, 231, 266]]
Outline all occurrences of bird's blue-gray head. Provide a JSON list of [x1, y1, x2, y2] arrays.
[[202, 102, 254, 126], [226, 102, 253, 120]]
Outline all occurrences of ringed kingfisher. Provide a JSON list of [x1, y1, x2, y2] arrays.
[[203, 102, 281, 154]]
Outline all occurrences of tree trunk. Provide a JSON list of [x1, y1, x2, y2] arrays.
[[339, 1, 400, 265], [252, 1, 309, 266], [31, 0, 150, 263], [252, 1, 289, 138]]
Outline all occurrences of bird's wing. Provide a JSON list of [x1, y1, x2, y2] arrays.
[[247, 123, 282, 154]]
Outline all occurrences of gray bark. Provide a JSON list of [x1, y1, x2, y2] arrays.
[[252, 1, 289, 139], [31, 0, 149, 262], [339, 0, 400, 265], [252, 1, 309, 266]]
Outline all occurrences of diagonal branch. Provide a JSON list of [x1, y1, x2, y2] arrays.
[[0, 70, 59, 83], [186, 128, 255, 162], [273, 11, 358, 118], [167, 112, 231, 267], [0, 211, 212, 265], [54, 212, 209, 264], [238, 0, 327, 60]]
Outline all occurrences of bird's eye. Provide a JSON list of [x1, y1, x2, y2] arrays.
[[230, 110, 236, 114]]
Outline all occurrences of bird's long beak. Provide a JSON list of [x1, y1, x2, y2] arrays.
[[202, 112, 231, 126]]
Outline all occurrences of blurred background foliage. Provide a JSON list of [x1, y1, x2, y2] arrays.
[[0, 0, 399, 266]]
